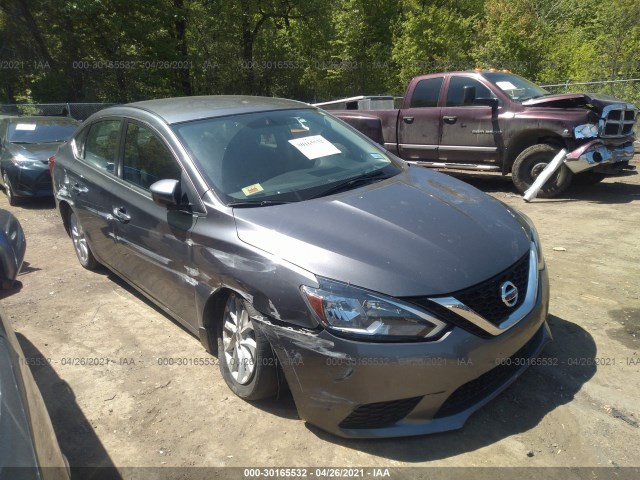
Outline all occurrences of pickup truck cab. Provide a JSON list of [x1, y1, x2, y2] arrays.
[[325, 71, 637, 197]]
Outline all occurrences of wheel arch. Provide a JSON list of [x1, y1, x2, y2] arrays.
[[504, 130, 566, 174], [199, 287, 239, 356], [58, 200, 73, 236]]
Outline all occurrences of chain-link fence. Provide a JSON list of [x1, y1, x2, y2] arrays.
[[540, 78, 640, 107], [0, 103, 117, 121]]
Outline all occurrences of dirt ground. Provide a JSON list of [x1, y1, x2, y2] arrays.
[[1, 160, 639, 479]]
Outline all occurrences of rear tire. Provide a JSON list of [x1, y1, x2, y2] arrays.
[[217, 293, 278, 401], [3, 171, 19, 206], [512, 144, 573, 198], [68, 211, 100, 270]]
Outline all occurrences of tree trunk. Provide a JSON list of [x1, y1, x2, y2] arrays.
[[174, 0, 192, 96]]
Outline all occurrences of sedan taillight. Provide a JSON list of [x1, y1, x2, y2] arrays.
[[48, 155, 55, 176]]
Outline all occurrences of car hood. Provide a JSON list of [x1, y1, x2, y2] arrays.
[[233, 169, 531, 297], [5, 142, 62, 162], [522, 93, 636, 112]]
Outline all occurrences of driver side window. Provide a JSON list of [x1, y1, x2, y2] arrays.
[[446, 77, 497, 107]]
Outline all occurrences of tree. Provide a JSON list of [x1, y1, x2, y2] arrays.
[[392, 0, 477, 91]]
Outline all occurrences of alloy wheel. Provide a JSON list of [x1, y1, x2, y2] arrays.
[[69, 213, 90, 264], [222, 295, 257, 385]]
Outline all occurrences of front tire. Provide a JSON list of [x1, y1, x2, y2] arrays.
[[3, 171, 19, 206], [512, 144, 573, 198], [69, 211, 100, 270], [217, 293, 278, 401]]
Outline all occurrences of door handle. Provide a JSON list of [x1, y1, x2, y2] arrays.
[[112, 207, 131, 224], [71, 183, 88, 194], [443, 116, 457, 124], [403, 116, 414, 124]]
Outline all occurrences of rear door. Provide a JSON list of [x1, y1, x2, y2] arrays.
[[108, 119, 199, 328], [397, 76, 444, 161], [439, 75, 501, 165], [68, 119, 122, 263]]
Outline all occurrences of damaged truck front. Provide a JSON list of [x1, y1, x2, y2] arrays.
[[322, 71, 638, 197]]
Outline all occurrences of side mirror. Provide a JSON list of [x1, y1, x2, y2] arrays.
[[150, 179, 185, 210], [475, 97, 500, 110], [462, 86, 476, 105]]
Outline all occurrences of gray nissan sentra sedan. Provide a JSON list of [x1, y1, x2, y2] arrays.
[[51, 96, 551, 438]]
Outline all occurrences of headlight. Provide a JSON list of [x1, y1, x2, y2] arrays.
[[574, 123, 599, 139], [301, 278, 447, 340], [513, 210, 545, 271], [10, 154, 43, 168]]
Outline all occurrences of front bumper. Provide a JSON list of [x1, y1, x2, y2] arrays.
[[3, 164, 53, 198], [259, 268, 550, 438], [564, 138, 635, 174]]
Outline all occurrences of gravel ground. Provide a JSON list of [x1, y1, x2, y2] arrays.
[[1, 161, 639, 480]]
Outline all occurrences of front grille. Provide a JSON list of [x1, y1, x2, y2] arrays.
[[434, 327, 542, 418], [405, 252, 530, 335], [454, 252, 530, 325], [339, 396, 423, 429], [601, 107, 637, 138]]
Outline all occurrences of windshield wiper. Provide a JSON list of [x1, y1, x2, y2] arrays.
[[227, 200, 295, 208], [310, 169, 393, 199]]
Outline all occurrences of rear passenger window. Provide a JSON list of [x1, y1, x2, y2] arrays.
[[409, 78, 444, 108], [83, 120, 121, 173], [122, 122, 181, 190]]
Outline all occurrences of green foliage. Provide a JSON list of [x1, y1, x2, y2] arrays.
[[391, 0, 476, 91], [0, 0, 638, 105]]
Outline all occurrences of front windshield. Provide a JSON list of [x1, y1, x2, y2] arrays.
[[7, 118, 79, 143], [173, 108, 400, 204], [483, 72, 549, 102]]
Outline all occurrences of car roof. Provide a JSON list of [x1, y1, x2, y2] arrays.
[[123, 95, 312, 125]]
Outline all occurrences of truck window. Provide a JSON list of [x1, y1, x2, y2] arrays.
[[409, 78, 443, 108], [446, 77, 496, 107]]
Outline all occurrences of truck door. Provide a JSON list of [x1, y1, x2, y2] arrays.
[[439, 75, 501, 166], [397, 76, 444, 161]]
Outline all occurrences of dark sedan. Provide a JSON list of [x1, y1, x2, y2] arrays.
[[0, 116, 79, 205], [51, 96, 551, 438], [0, 210, 70, 479]]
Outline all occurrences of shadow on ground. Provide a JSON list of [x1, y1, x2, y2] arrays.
[[305, 315, 596, 462], [446, 170, 639, 204], [6, 196, 57, 210], [17, 334, 122, 480]]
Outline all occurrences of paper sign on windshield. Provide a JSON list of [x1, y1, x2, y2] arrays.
[[16, 123, 37, 131], [288, 135, 341, 160], [496, 81, 517, 91]]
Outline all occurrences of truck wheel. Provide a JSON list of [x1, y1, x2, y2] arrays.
[[573, 172, 607, 186], [512, 144, 573, 198], [217, 293, 278, 401]]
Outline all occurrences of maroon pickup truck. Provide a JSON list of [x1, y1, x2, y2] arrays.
[[324, 71, 638, 197]]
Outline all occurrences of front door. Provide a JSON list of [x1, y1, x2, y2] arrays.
[[439, 75, 501, 165], [109, 120, 198, 328]]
